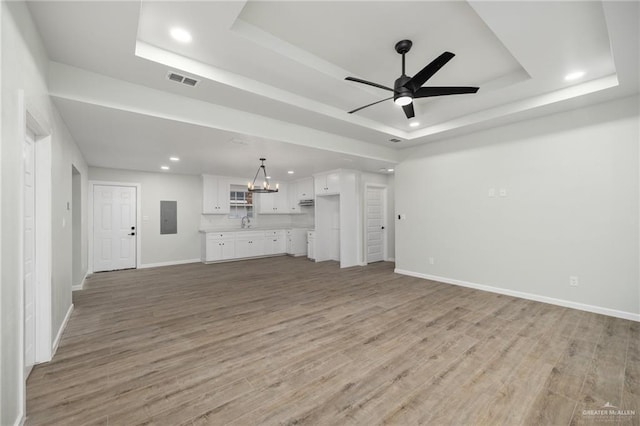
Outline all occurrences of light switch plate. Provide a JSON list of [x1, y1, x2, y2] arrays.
[[488, 188, 496, 197], [499, 188, 507, 197]]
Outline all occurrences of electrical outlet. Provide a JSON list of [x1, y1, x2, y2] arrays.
[[429, 257, 435, 265], [499, 188, 507, 197], [569, 276, 579, 287]]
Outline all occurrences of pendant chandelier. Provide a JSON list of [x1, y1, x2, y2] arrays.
[[248, 158, 279, 193]]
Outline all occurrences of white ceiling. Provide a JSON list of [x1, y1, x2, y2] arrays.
[[26, 1, 639, 178]]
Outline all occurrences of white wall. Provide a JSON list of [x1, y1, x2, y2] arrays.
[[1, 1, 88, 424], [395, 95, 640, 319], [89, 167, 316, 268], [89, 167, 203, 267], [339, 170, 359, 267], [387, 174, 396, 260]]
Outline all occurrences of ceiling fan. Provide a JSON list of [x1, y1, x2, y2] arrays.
[[345, 40, 479, 119]]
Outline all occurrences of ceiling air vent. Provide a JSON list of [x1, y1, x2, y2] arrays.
[[167, 72, 199, 87], [389, 138, 402, 143], [183, 77, 198, 87]]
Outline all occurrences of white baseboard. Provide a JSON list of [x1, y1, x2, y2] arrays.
[[13, 412, 25, 426], [72, 271, 89, 291], [139, 258, 201, 269], [394, 269, 640, 322], [51, 304, 74, 356], [386, 257, 396, 262]]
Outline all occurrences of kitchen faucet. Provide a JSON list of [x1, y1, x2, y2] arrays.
[[241, 215, 251, 229]]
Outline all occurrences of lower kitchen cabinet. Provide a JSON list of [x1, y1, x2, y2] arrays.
[[286, 229, 308, 256], [235, 232, 266, 258], [204, 233, 236, 262], [202, 229, 305, 263], [265, 230, 286, 255]]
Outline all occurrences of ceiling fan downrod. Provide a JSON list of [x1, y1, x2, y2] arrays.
[[395, 39, 412, 77]]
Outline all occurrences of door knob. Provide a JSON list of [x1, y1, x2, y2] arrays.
[[381, 226, 385, 230], [128, 232, 136, 236]]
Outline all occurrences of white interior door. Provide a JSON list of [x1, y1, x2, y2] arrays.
[[366, 187, 385, 263], [24, 128, 36, 377], [93, 185, 137, 272]]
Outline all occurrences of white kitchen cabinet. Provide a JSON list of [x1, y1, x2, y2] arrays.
[[314, 172, 340, 196], [235, 232, 265, 258], [202, 233, 235, 262], [202, 175, 230, 214], [285, 178, 314, 214], [287, 190, 300, 214], [286, 229, 308, 256], [264, 230, 286, 255], [202, 229, 294, 263], [296, 177, 314, 200], [307, 231, 316, 260], [258, 184, 289, 214]]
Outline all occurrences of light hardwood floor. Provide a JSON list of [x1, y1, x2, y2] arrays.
[[26, 257, 638, 425]]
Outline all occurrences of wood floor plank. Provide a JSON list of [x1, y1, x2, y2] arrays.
[[25, 257, 638, 426]]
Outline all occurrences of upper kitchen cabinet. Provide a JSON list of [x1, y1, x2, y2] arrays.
[[258, 183, 289, 214], [296, 177, 314, 200], [314, 171, 340, 196], [202, 175, 230, 214], [286, 178, 314, 214]]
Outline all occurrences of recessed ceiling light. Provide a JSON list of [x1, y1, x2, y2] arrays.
[[287, 171, 294, 174], [161, 165, 170, 170], [409, 121, 420, 127], [564, 71, 585, 81], [169, 156, 180, 162], [387, 168, 395, 172], [170, 27, 192, 43], [266, 176, 271, 179]]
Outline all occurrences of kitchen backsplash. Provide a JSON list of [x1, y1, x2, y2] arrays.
[[200, 208, 314, 230]]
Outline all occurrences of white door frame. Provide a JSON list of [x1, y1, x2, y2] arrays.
[[363, 184, 388, 264], [88, 181, 142, 273], [18, 95, 54, 424], [24, 126, 36, 379]]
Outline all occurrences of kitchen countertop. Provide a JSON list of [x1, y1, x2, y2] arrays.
[[199, 227, 311, 233]]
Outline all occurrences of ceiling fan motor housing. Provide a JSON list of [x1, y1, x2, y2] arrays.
[[394, 75, 412, 103]]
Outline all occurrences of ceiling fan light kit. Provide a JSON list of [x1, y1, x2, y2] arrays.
[[346, 39, 479, 120], [248, 158, 279, 193]]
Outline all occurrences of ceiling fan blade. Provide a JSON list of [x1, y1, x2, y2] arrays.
[[345, 76, 395, 92], [402, 102, 415, 119], [404, 52, 455, 92], [348, 97, 394, 114], [414, 86, 479, 98]]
